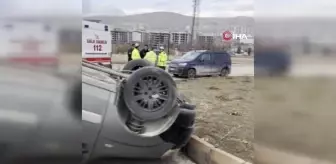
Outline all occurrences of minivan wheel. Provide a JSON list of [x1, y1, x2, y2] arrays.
[[187, 69, 196, 79], [220, 68, 229, 77]]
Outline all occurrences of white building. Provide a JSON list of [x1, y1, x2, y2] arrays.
[[171, 32, 191, 45]]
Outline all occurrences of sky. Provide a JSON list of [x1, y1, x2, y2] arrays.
[[85, 0, 254, 17], [0, 0, 335, 18]]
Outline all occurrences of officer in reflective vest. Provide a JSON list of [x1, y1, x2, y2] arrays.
[[144, 47, 157, 65], [127, 43, 135, 61], [131, 43, 141, 60], [157, 46, 168, 70]]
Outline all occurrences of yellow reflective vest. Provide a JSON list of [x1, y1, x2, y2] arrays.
[[144, 50, 157, 64], [157, 51, 168, 67], [131, 48, 141, 60]]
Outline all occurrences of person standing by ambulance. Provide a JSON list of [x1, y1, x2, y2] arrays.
[[157, 46, 168, 70], [131, 43, 141, 60]]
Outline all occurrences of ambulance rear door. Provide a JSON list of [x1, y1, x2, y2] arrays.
[[82, 21, 112, 65]]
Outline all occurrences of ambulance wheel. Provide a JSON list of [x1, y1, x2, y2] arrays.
[[123, 59, 153, 74], [123, 67, 177, 120]]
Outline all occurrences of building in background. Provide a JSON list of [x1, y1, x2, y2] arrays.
[[111, 28, 132, 44], [197, 32, 215, 46], [131, 30, 149, 44], [147, 31, 170, 48], [108, 25, 253, 52], [171, 32, 191, 45]]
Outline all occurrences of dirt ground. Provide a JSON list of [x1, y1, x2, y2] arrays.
[[177, 76, 254, 162]]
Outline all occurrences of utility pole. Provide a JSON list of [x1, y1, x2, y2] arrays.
[[190, 0, 197, 50], [190, 0, 200, 50], [167, 33, 170, 56]]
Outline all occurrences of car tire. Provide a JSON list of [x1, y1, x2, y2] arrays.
[[160, 124, 193, 149], [174, 108, 195, 128], [187, 69, 196, 79], [219, 68, 229, 77], [123, 67, 178, 121], [122, 59, 153, 73]]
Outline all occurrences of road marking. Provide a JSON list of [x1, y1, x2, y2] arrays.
[[82, 110, 102, 124]]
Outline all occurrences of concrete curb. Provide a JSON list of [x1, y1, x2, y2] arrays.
[[184, 135, 252, 164]]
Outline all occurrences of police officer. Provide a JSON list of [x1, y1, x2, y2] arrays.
[[144, 46, 157, 65], [131, 43, 141, 60], [127, 43, 135, 61], [157, 46, 168, 70], [140, 45, 149, 59]]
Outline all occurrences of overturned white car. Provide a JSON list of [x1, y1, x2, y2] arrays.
[[82, 60, 196, 162]]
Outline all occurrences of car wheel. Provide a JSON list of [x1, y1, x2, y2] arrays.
[[187, 69, 196, 79], [220, 68, 229, 77], [174, 108, 195, 128], [122, 59, 153, 74], [160, 124, 193, 149], [123, 67, 178, 121]]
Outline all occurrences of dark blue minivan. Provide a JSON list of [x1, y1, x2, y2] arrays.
[[168, 50, 232, 78]]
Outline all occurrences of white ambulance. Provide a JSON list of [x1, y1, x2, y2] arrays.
[[82, 20, 112, 66], [0, 20, 59, 67]]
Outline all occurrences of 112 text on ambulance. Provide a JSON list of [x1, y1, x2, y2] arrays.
[[87, 38, 107, 52]]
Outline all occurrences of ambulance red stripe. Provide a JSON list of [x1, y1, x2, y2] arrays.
[[83, 57, 111, 63]]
